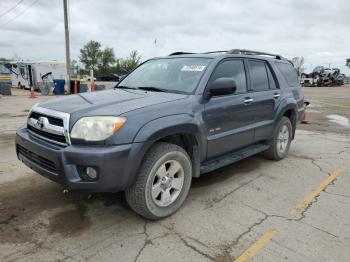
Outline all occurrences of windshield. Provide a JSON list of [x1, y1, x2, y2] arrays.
[[118, 57, 212, 94]]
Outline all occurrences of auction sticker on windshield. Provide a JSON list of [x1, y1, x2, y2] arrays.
[[181, 65, 206, 71]]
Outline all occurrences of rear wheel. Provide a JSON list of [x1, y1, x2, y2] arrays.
[[264, 116, 292, 160], [125, 142, 192, 220]]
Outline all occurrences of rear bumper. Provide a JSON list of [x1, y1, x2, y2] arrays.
[[16, 127, 145, 192]]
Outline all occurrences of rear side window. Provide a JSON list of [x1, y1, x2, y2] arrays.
[[266, 65, 277, 89], [275, 62, 299, 87], [209, 60, 247, 93], [248, 60, 269, 91]]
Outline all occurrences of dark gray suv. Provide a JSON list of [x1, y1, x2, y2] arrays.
[[16, 49, 304, 220]]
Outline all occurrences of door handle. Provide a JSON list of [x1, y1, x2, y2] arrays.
[[243, 98, 254, 105], [273, 93, 280, 99]]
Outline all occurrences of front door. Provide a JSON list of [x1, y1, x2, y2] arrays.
[[204, 59, 255, 159]]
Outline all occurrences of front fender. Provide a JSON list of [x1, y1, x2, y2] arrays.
[[131, 114, 204, 179], [133, 114, 203, 145]]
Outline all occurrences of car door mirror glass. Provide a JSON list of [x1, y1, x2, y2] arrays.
[[207, 78, 236, 98]]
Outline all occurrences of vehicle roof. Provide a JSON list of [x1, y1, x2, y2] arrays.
[[153, 50, 292, 63]]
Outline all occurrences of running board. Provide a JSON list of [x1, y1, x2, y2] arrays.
[[200, 144, 270, 174]]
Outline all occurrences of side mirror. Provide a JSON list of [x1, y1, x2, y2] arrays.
[[205, 78, 237, 99]]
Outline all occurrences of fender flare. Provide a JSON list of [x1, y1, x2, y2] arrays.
[[275, 99, 298, 138], [133, 114, 203, 145]]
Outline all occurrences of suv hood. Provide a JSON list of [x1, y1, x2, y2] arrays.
[[38, 89, 187, 116]]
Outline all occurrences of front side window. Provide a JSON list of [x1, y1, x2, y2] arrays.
[[209, 60, 247, 93], [248, 60, 269, 92], [118, 58, 212, 94]]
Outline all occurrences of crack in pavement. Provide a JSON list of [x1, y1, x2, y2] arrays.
[[299, 221, 338, 238], [204, 173, 264, 209], [288, 154, 326, 174], [177, 233, 215, 261], [160, 224, 215, 261], [199, 163, 342, 259], [229, 213, 269, 261], [323, 190, 350, 199], [132, 222, 171, 262], [239, 201, 339, 238], [134, 222, 152, 262]]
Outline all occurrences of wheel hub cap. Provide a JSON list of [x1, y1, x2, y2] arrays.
[[151, 160, 185, 207], [277, 125, 289, 154], [161, 175, 173, 189]]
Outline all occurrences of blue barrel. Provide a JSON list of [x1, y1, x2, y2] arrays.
[[79, 83, 88, 93], [53, 79, 65, 95]]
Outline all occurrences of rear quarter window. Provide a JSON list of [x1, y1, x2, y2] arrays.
[[275, 62, 299, 87]]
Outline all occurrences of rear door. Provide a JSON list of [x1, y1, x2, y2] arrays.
[[247, 59, 281, 141], [204, 59, 255, 159], [274, 61, 304, 122]]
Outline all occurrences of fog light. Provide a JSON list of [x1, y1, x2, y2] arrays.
[[85, 167, 98, 180]]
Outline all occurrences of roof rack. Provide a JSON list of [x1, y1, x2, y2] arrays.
[[168, 49, 285, 60], [227, 49, 284, 60], [168, 52, 195, 56]]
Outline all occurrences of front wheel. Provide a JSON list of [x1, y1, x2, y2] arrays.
[[125, 142, 192, 220], [263, 116, 292, 160]]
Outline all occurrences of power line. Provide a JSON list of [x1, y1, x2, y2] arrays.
[[0, 0, 40, 28], [0, 0, 25, 19]]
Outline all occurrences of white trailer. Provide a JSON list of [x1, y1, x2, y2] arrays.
[[9, 61, 66, 90]]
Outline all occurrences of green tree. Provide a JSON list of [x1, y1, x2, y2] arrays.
[[79, 40, 117, 76], [99, 47, 116, 75], [117, 50, 142, 74], [346, 58, 350, 69], [79, 40, 102, 72]]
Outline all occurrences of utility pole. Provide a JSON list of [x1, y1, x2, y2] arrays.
[[63, 0, 71, 91]]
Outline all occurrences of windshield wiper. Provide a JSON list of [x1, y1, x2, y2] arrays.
[[114, 85, 137, 90], [137, 86, 167, 92]]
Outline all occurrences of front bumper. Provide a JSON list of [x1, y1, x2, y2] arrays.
[[16, 127, 139, 192]]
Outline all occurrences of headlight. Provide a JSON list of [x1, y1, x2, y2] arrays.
[[70, 116, 126, 141]]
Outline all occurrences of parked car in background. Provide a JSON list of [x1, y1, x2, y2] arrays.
[[98, 74, 120, 82]]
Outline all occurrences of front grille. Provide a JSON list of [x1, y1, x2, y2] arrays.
[[28, 125, 67, 144], [17, 144, 57, 173], [30, 112, 63, 127]]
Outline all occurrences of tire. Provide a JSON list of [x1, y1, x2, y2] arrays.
[[125, 142, 192, 220], [263, 116, 292, 160]]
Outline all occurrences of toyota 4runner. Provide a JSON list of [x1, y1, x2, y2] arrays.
[[16, 49, 304, 220]]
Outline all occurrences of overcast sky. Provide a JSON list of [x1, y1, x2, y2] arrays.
[[0, 0, 349, 74]]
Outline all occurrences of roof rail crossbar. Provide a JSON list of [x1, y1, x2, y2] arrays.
[[168, 52, 196, 56], [227, 49, 283, 60]]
